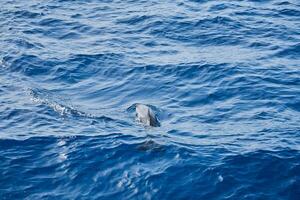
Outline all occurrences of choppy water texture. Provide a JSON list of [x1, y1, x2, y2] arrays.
[[1, 0, 300, 199]]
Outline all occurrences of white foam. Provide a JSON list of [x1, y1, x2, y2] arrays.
[[218, 175, 224, 182]]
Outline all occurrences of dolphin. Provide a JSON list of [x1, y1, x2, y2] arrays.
[[135, 104, 160, 127]]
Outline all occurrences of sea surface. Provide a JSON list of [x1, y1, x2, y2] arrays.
[[1, 0, 300, 199]]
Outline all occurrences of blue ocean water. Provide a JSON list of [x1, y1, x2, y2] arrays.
[[1, 0, 300, 199]]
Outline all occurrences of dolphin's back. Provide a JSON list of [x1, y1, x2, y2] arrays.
[[136, 104, 160, 127]]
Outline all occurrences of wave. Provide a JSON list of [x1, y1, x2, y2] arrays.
[[28, 88, 113, 122]]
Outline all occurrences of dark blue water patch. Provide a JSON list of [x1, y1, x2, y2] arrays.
[[51, 53, 126, 83], [286, 102, 300, 112], [116, 15, 156, 26], [208, 3, 232, 12], [143, 16, 246, 45], [36, 18, 70, 27], [3, 52, 125, 83], [1, 136, 299, 199], [274, 43, 300, 59], [12, 10, 44, 19], [220, 150, 300, 199], [4, 54, 54, 76], [279, 8, 300, 17], [22, 17, 91, 39]]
